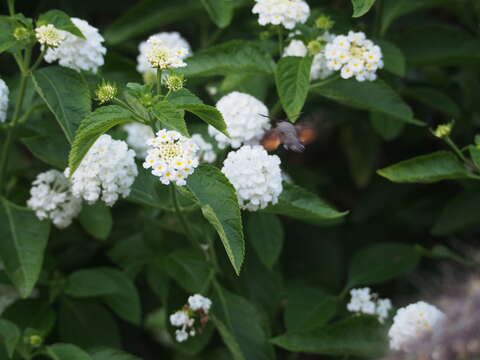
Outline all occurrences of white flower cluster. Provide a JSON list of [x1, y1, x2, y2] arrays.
[[283, 32, 335, 81], [0, 284, 19, 315], [388, 301, 445, 352], [44, 18, 106, 73], [191, 134, 217, 163], [208, 92, 270, 149], [143, 130, 199, 186], [325, 31, 383, 81], [123, 122, 154, 159], [144, 34, 189, 70], [169, 294, 212, 343], [252, 0, 310, 30], [0, 78, 9, 123], [67, 134, 138, 206], [137, 32, 191, 75], [347, 287, 392, 323], [35, 24, 65, 47], [222, 145, 283, 211], [27, 170, 82, 229]]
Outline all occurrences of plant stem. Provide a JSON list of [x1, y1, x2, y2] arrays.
[[0, 73, 28, 194], [29, 47, 47, 73], [7, 0, 15, 15], [156, 69, 162, 96], [170, 184, 201, 252], [445, 136, 469, 164], [277, 26, 284, 55]]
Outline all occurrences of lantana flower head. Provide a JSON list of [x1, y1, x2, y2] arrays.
[[252, 0, 310, 30], [144, 35, 189, 70], [66, 134, 138, 206], [325, 31, 383, 81], [0, 78, 9, 123], [44, 18, 106, 73], [347, 287, 392, 323], [35, 24, 64, 47], [27, 169, 82, 229], [208, 92, 270, 149], [169, 294, 212, 343], [143, 129, 199, 186], [221, 145, 283, 211]]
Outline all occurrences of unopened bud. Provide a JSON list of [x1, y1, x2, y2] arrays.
[[95, 82, 117, 104], [433, 123, 452, 139], [315, 15, 334, 31], [13, 26, 32, 41], [307, 40, 323, 55], [165, 74, 184, 92], [25, 334, 43, 347]]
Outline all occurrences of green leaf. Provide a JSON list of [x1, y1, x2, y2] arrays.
[[0, 319, 20, 358], [272, 316, 388, 357], [90, 348, 141, 360], [396, 24, 480, 66], [313, 78, 422, 125], [46, 344, 92, 360], [381, 0, 450, 35], [201, 0, 234, 28], [58, 299, 121, 349], [68, 105, 133, 175], [212, 285, 275, 360], [284, 282, 337, 333], [152, 101, 188, 136], [264, 183, 348, 225], [32, 66, 91, 143], [0, 198, 50, 298], [187, 165, 244, 275], [65, 267, 141, 324], [2, 299, 56, 337], [21, 135, 70, 168], [347, 242, 420, 287], [178, 104, 228, 137], [165, 249, 215, 293], [352, 0, 376, 17], [246, 213, 284, 269], [275, 56, 312, 121], [415, 244, 475, 266], [180, 41, 275, 78], [78, 203, 113, 241], [167, 88, 203, 106], [431, 191, 480, 235], [104, 0, 203, 45], [370, 112, 405, 141], [37, 10, 84, 38], [377, 40, 406, 77], [404, 87, 460, 117], [377, 151, 470, 183], [470, 145, 480, 170]]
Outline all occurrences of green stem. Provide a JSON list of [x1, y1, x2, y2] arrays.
[[7, 0, 15, 15], [277, 26, 284, 56], [156, 69, 162, 96], [445, 136, 469, 164], [0, 73, 28, 194], [29, 47, 47, 73]]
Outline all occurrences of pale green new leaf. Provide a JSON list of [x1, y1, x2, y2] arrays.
[[187, 165, 244, 275], [0, 198, 50, 298], [275, 56, 313, 121], [33, 66, 91, 143], [377, 151, 470, 183], [68, 105, 134, 175], [351, 0, 376, 17]]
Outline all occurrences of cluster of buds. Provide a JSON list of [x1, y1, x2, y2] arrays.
[[169, 294, 212, 342], [95, 81, 117, 104]]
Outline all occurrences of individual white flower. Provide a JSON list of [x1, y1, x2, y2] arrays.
[[66, 134, 138, 206], [27, 169, 82, 229], [123, 122, 155, 159], [143, 129, 199, 186], [324, 31, 383, 81], [208, 92, 270, 149], [252, 0, 310, 30], [222, 145, 283, 211], [137, 32, 191, 75], [170, 310, 190, 327], [0, 78, 9, 123], [175, 329, 189, 342], [35, 24, 65, 47], [347, 287, 392, 323], [0, 284, 19, 315], [44, 18, 106, 73], [388, 301, 445, 352], [283, 32, 335, 81], [143, 34, 189, 70], [191, 134, 217, 163], [188, 294, 212, 313]]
